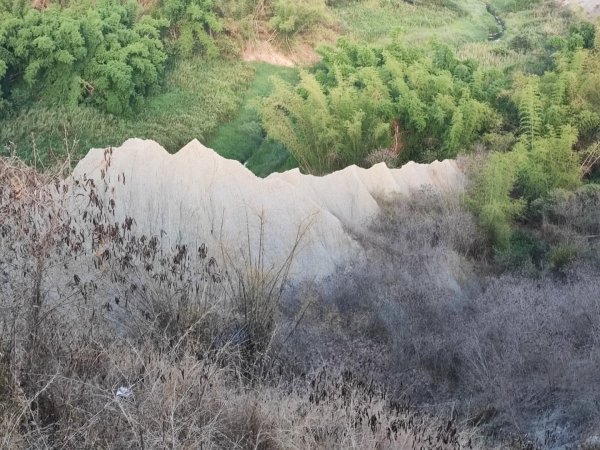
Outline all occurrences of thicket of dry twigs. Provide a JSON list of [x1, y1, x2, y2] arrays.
[[283, 189, 600, 449], [4, 152, 599, 449], [0, 156, 488, 449]]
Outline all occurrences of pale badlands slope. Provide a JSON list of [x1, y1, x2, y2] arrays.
[[561, 0, 600, 17], [71, 139, 464, 281]]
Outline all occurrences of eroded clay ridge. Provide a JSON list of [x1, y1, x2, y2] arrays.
[[71, 139, 465, 281]]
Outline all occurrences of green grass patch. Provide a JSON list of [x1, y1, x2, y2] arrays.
[[208, 62, 299, 174], [332, 0, 499, 47], [0, 59, 254, 165], [246, 139, 297, 177], [490, 0, 565, 41], [457, 0, 568, 72]]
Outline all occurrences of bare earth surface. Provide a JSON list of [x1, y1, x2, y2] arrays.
[[561, 0, 600, 17], [70, 139, 465, 282], [241, 40, 320, 67]]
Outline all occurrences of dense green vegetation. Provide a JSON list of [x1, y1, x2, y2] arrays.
[[0, 0, 168, 115], [259, 39, 501, 173], [0, 59, 253, 164], [0, 0, 244, 164], [254, 1, 600, 270], [468, 39, 600, 269]]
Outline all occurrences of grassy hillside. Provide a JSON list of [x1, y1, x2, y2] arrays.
[[334, 0, 498, 45], [0, 0, 570, 172], [0, 59, 254, 166], [208, 62, 299, 174]]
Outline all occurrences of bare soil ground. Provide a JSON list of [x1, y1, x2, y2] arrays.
[[241, 40, 320, 67], [561, 0, 600, 17]]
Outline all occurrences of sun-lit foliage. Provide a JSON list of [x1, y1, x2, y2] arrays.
[[260, 39, 500, 173], [0, 0, 168, 115]]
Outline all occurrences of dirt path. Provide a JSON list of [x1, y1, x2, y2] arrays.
[[241, 40, 320, 67]]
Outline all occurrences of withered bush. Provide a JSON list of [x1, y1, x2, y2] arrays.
[[284, 188, 600, 448], [0, 157, 486, 449]]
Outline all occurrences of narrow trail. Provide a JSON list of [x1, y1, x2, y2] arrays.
[[241, 40, 320, 67]]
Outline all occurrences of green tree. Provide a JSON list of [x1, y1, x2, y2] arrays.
[[518, 126, 581, 200], [468, 150, 526, 249], [382, 42, 498, 160], [2, 6, 88, 107], [0, 0, 167, 115], [82, 7, 168, 115], [159, 0, 222, 57], [512, 74, 543, 150], [262, 39, 501, 172], [445, 94, 495, 156], [259, 68, 391, 174]]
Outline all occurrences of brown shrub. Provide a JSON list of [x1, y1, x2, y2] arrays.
[[1, 158, 489, 449], [284, 188, 600, 448]]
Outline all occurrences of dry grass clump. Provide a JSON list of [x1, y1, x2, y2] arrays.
[[0, 339, 483, 448], [371, 187, 488, 260], [1, 157, 488, 448], [534, 185, 600, 261], [284, 188, 600, 448]]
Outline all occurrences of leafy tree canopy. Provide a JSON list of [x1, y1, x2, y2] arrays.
[[261, 38, 501, 173], [158, 0, 222, 57], [0, 0, 168, 115]]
